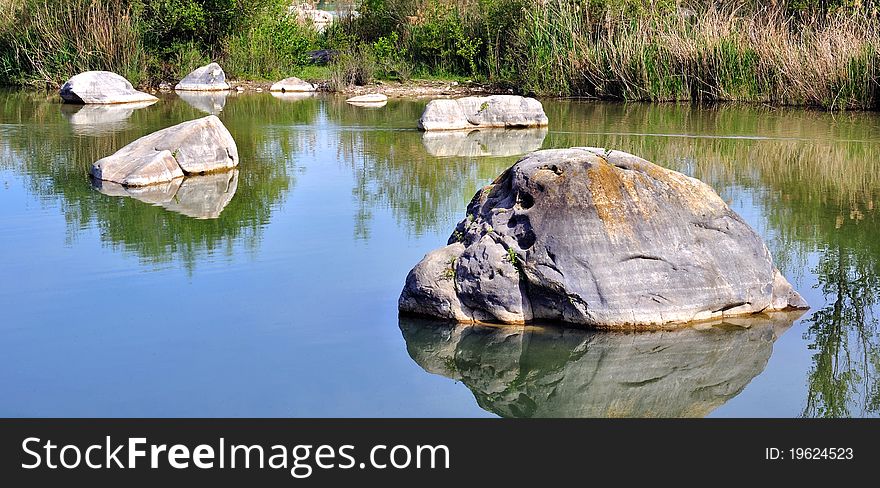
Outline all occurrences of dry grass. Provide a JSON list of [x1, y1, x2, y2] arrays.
[[0, 0, 146, 86], [515, 2, 880, 109]]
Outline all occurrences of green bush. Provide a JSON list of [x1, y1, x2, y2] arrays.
[[329, 45, 377, 89], [373, 32, 411, 80], [134, 0, 271, 56], [223, 3, 321, 80]]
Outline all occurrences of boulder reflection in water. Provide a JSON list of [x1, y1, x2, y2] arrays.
[[91, 169, 239, 219], [176, 90, 228, 115], [400, 311, 804, 418], [60, 100, 157, 136], [421, 127, 548, 157]]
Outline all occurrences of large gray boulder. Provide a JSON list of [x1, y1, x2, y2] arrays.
[[400, 311, 802, 417], [90, 115, 239, 187], [399, 147, 808, 327], [175, 63, 230, 91], [422, 128, 547, 157], [418, 95, 549, 131], [59, 71, 158, 104]]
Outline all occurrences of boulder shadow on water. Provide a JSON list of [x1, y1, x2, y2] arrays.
[[60, 100, 157, 136], [270, 91, 317, 102], [176, 90, 228, 114], [91, 169, 239, 219], [421, 127, 548, 157], [399, 311, 805, 417]]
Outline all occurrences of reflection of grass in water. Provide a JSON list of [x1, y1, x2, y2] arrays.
[[323, 96, 521, 239]]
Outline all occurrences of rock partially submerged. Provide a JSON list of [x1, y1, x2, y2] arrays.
[[90, 115, 239, 187], [346, 93, 388, 106], [270, 76, 316, 93], [422, 128, 547, 157], [59, 71, 158, 104], [400, 311, 802, 417], [418, 95, 548, 131], [175, 63, 230, 91], [92, 170, 239, 219], [399, 147, 808, 328]]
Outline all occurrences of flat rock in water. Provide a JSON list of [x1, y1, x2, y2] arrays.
[[175, 63, 230, 91], [399, 147, 808, 327], [418, 95, 548, 131], [90, 115, 239, 187], [59, 71, 158, 104], [270, 77, 316, 93], [346, 93, 388, 105], [422, 128, 547, 157]]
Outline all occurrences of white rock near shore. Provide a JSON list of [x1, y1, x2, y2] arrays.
[[175, 63, 230, 91], [90, 115, 239, 186], [346, 93, 388, 106], [418, 95, 549, 131], [399, 147, 808, 327], [59, 71, 158, 104], [270, 76, 317, 93]]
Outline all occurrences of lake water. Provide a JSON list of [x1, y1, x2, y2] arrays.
[[0, 90, 877, 417]]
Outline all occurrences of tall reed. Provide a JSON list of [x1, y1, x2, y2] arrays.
[[513, 2, 880, 109], [0, 0, 146, 86]]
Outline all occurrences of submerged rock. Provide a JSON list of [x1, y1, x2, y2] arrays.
[[59, 71, 158, 104], [176, 90, 228, 114], [418, 95, 549, 131], [422, 128, 548, 157], [60, 100, 156, 135], [90, 115, 239, 186], [270, 76, 316, 93], [399, 147, 808, 327], [346, 93, 388, 106], [175, 63, 230, 91], [400, 311, 802, 417], [92, 170, 239, 219]]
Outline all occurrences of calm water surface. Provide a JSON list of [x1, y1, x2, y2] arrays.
[[0, 90, 877, 417]]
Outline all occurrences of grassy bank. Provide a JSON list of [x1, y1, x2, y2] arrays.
[[3, 1, 880, 110], [346, 0, 880, 110], [0, 0, 324, 87]]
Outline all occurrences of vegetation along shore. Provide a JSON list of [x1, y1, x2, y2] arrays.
[[3, 0, 880, 109]]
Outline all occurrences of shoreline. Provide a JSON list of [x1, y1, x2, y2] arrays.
[[7, 78, 872, 112], [149, 79, 506, 99]]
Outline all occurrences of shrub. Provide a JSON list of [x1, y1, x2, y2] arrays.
[[223, 3, 321, 80], [329, 45, 377, 89]]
